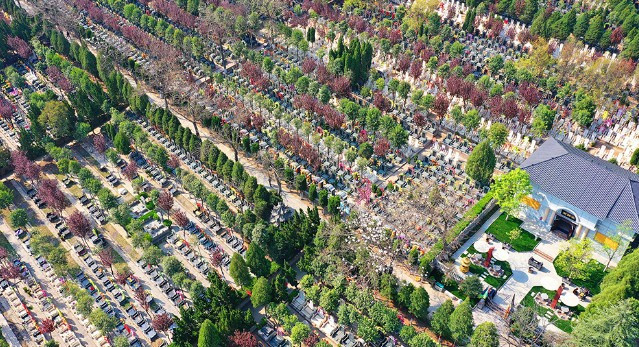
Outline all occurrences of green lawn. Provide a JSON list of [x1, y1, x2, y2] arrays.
[[0, 231, 16, 255], [467, 258, 513, 289], [553, 254, 607, 295], [485, 214, 539, 252], [520, 286, 584, 333], [430, 269, 480, 306]]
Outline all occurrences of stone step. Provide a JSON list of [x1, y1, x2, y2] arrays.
[[533, 248, 555, 262]]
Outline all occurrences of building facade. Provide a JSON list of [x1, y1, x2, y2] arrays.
[[521, 138, 638, 265]]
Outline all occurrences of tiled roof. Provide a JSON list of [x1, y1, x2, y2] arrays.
[[521, 137, 639, 231]]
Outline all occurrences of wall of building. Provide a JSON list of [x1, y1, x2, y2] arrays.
[[528, 184, 634, 267]]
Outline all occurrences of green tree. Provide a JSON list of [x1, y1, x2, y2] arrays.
[[245, 243, 269, 277], [112, 336, 129, 347], [409, 287, 430, 322], [295, 174, 307, 192], [584, 15, 604, 45], [142, 246, 163, 266], [408, 333, 436, 347], [290, 322, 311, 346], [229, 253, 252, 287], [0, 181, 14, 210], [379, 273, 398, 302], [488, 55, 504, 74], [397, 283, 415, 310], [110, 204, 132, 226], [555, 238, 593, 280], [574, 12, 590, 38], [89, 308, 118, 335], [327, 196, 341, 217], [250, 277, 272, 307], [318, 189, 328, 207], [573, 91, 596, 127], [491, 168, 532, 219], [470, 322, 499, 347], [465, 141, 495, 185], [308, 184, 318, 201], [460, 275, 483, 299], [531, 104, 556, 136], [113, 130, 131, 154], [38, 101, 73, 139], [571, 298, 639, 347], [357, 317, 379, 343], [198, 319, 222, 347], [9, 208, 28, 228], [318, 287, 339, 312], [488, 122, 508, 148], [318, 85, 331, 104], [430, 299, 454, 338], [449, 299, 474, 344]]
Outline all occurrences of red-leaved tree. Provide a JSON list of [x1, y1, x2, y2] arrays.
[[157, 190, 174, 220], [152, 313, 174, 338], [171, 210, 189, 229], [93, 134, 107, 155], [228, 330, 258, 347], [98, 248, 114, 273], [374, 137, 390, 157], [38, 179, 69, 215], [67, 211, 91, 245], [123, 161, 138, 181], [39, 318, 55, 334], [7, 36, 32, 59], [413, 112, 426, 127]]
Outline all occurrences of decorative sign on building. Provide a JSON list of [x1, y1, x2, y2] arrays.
[[560, 210, 576, 221]]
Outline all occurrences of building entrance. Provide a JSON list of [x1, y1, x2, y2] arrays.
[[551, 210, 577, 239]]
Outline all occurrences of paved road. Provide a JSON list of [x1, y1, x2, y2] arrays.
[[124, 74, 314, 214]]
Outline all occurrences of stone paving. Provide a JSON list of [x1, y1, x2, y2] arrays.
[[453, 211, 584, 309]]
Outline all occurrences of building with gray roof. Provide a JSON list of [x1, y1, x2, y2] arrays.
[[521, 137, 638, 265]]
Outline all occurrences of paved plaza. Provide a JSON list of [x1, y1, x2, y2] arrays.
[[453, 211, 587, 310]]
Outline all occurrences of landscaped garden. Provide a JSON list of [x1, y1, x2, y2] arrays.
[[485, 213, 539, 252], [554, 251, 607, 295], [465, 245, 513, 289], [521, 286, 585, 333]]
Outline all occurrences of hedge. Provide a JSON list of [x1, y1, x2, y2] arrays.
[[420, 191, 494, 272]]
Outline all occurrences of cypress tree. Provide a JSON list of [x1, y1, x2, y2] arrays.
[[197, 319, 222, 347], [465, 140, 496, 185], [584, 15, 605, 45], [574, 12, 590, 38], [462, 9, 476, 32], [182, 129, 191, 149], [521, 0, 538, 23]]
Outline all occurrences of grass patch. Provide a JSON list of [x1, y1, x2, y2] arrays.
[[0, 231, 16, 255], [521, 286, 583, 333], [485, 214, 539, 252], [430, 269, 480, 305], [104, 224, 139, 259], [553, 254, 606, 295], [68, 184, 83, 198], [464, 245, 513, 288], [139, 210, 158, 222]]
